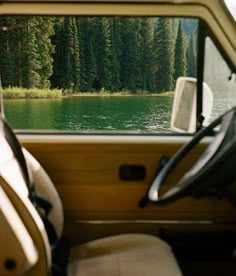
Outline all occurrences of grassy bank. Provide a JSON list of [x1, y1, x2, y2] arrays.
[[2, 87, 62, 99], [65, 90, 174, 97], [1, 87, 174, 99]]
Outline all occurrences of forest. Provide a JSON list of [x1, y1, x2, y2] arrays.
[[0, 16, 197, 94]]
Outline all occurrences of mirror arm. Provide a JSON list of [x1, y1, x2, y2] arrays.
[[197, 114, 205, 130], [196, 20, 206, 131]]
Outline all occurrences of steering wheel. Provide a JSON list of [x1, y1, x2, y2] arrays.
[[145, 107, 236, 205]]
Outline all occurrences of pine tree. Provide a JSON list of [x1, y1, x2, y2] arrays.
[[53, 16, 81, 91], [77, 18, 88, 91], [22, 17, 41, 88], [139, 18, 154, 92], [78, 17, 97, 91], [37, 17, 54, 88], [187, 32, 196, 77], [110, 17, 121, 91], [0, 17, 18, 86], [120, 18, 141, 92], [100, 17, 113, 90], [51, 17, 65, 88], [0, 15, 199, 93], [71, 17, 80, 91], [0, 16, 53, 88], [152, 18, 175, 93], [21, 16, 55, 88], [63, 17, 75, 90], [174, 20, 187, 82]]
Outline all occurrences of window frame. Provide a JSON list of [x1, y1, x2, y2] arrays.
[[0, 1, 235, 136]]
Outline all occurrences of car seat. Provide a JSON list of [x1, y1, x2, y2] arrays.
[[0, 115, 182, 276]]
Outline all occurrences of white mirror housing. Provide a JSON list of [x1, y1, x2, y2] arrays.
[[171, 77, 213, 133]]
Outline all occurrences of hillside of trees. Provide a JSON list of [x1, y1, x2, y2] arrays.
[[0, 16, 198, 93]]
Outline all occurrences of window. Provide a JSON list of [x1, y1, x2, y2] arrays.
[[204, 37, 236, 121], [224, 0, 236, 22], [0, 16, 198, 133]]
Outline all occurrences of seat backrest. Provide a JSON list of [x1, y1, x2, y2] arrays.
[[0, 114, 64, 275]]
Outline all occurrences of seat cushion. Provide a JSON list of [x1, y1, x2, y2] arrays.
[[68, 234, 182, 276]]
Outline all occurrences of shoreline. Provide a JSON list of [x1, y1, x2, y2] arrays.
[[2, 87, 174, 99], [68, 91, 174, 97]]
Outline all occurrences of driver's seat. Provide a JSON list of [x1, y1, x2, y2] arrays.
[[0, 118, 182, 275]]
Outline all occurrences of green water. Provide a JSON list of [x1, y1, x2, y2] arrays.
[[4, 96, 174, 133]]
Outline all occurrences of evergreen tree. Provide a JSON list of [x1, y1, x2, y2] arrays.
[[22, 17, 41, 88], [36, 17, 54, 88], [51, 17, 65, 88], [0, 16, 54, 88], [63, 17, 75, 89], [110, 17, 121, 91], [77, 18, 88, 91], [53, 16, 80, 91], [120, 18, 141, 92], [139, 18, 154, 92], [79, 17, 97, 91], [171, 18, 180, 39], [174, 20, 187, 82], [21, 16, 54, 88], [71, 17, 80, 91], [152, 18, 175, 93], [0, 17, 18, 86], [187, 32, 196, 77], [0, 15, 198, 93], [100, 17, 113, 90]]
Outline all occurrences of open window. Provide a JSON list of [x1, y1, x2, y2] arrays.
[[0, 16, 200, 134]]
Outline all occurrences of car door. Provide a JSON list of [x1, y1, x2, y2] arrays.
[[1, 1, 236, 275]]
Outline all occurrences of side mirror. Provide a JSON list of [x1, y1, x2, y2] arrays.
[[171, 77, 213, 133]]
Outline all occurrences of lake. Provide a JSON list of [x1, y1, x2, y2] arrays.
[[4, 94, 236, 133], [4, 96, 174, 133]]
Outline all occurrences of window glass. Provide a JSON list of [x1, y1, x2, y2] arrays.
[[204, 37, 236, 121], [0, 16, 198, 133], [224, 0, 236, 22]]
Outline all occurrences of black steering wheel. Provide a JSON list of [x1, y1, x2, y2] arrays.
[[145, 107, 236, 205]]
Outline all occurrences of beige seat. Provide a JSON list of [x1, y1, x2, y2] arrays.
[[23, 149, 183, 276], [68, 234, 182, 276], [0, 129, 182, 275]]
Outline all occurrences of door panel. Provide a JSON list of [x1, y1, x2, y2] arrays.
[[21, 135, 236, 244]]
